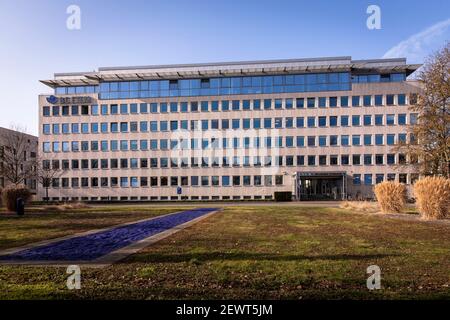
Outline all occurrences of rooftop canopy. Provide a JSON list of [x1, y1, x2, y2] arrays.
[[40, 56, 421, 88]]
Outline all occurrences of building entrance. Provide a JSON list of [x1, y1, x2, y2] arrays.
[[296, 172, 346, 201]]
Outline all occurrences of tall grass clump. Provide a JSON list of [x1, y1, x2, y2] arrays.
[[1, 185, 32, 212], [413, 176, 450, 220], [373, 181, 406, 213]]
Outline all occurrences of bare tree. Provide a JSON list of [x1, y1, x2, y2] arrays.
[[35, 157, 63, 202], [0, 125, 37, 186], [394, 43, 450, 178]]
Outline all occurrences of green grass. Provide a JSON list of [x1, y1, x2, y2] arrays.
[[0, 205, 449, 300]]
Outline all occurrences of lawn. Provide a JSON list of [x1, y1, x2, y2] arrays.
[[0, 205, 449, 300]]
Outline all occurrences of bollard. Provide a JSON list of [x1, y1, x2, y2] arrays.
[[16, 198, 25, 216]]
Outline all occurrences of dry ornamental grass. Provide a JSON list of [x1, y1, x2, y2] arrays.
[[413, 176, 450, 220], [373, 181, 406, 213]]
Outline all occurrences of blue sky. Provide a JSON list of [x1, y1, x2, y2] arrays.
[[0, 0, 449, 135]]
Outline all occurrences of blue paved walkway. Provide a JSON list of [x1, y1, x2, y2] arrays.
[[0, 208, 217, 262]]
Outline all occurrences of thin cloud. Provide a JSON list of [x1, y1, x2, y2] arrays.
[[383, 18, 450, 63]]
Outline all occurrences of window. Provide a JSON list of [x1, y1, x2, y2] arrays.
[[363, 95, 371, 106], [329, 116, 338, 127], [386, 94, 395, 105], [353, 174, 361, 185], [375, 154, 384, 165], [364, 134, 372, 145], [296, 98, 304, 108], [352, 115, 360, 126], [329, 97, 337, 107], [340, 96, 349, 107], [319, 136, 327, 146], [375, 134, 383, 145], [363, 115, 372, 126], [387, 154, 395, 165], [375, 174, 384, 184], [170, 102, 178, 112], [386, 115, 395, 125], [307, 97, 315, 108], [285, 98, 293, 109], [72, 105, 80, 115], [318, 116, 326, 127], [375, 114, 383, 126], [52, 106, 60, 116], [398, 94, 406, 105], [364, 174, 372, 185], [330, 155, 338, 166], [352, 135, 361, 146], [341, 135, 349, 146], [341, 155, 349, 165], [387, 134, 395, 145], [375, 95, 383, 106], [352, 96, 360, 107], [340, 116, 349, 127], [318, 97, 326, 108], [398, 114, 407, 125], [253, 99, 261, 110], [43, 106, 50, 117], [275, 99, 282, 109], [307, 117, 315, 128]]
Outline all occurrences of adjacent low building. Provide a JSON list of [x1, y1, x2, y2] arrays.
[[0, 127, 38, 195], [38, 56, 421, 201]]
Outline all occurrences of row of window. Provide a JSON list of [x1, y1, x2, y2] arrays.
[[47, 195, 275, 201], [43, 113, 416, 136], [48, 174, 285, 188], [47, 172, 413, 190], [42, 93, 410, 117], [42, 133, 411, 153], [43, 153, 408, 170]]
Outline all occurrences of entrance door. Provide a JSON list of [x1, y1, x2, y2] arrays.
[[299, 177, 343, 201]]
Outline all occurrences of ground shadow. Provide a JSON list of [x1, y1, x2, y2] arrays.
[[121, 252, 397, 264]]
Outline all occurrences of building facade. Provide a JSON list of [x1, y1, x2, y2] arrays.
[[38, 57, 421, 202], [0, 127, 38, 194]]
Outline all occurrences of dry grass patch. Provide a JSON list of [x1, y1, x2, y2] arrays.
[[414, 176, 450, 220], [373, 182, 406, 213], [42, 202, 91, 212], [339, 201, 379, 213]]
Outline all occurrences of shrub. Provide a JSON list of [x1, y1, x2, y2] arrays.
[[2, 185, 32, 212], [413, 176, 450, 220], [274, 191, 292, 202], [373, 181, 406, 213]]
